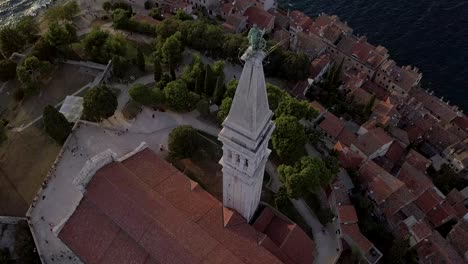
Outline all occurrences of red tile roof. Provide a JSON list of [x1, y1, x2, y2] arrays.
[[335, 143, 364, 170], [342, 223, 373, 253], [358, 161, 404, 204], [446, 189, 468, 218], [398, 218, 432, 243], [310, 101, 326, 114], [415, 187, 444, 214], [452, 115, 468, 131], [350, 37, 388, 69], [361, 80, 390, 101], [310, 54, 331, 79], [253, 207, 316, 264], [416, 231, 464, 264], [338, 205, 358, 224], [426, 200, 457, 227], [244, 7, 274, 30], [447, 214, 468, 261], [353, 127, 393, 157], [405, 149, 431, 171], [289, 11, 313, 29], [384, 141, 406, 164], [337, 127, 357, 147], [397, 162, 433, 197], [59, 149, 283, 264], [319, 113, 345, 139], [410, 87, 459, 123], [380, 186, 415, 217]]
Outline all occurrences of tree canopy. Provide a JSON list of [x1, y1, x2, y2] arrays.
[[272, 115, 307, 164], [82, 85, 118, 122], [82, 29, 127, 64], [44, 1, 79, 23], [44, 21, 77, 57], [163, 80, 199, 111], [0, 59, 17, 82], [16, 56, 51, 91], [275, 96, 318, 120], [43, 105, 72, 144], [160, 32, 184, 78], [168, 125, 199, 158], [129, 84, 164, 106], [279, 156, 336, 198], [217, 97, 232, 122]]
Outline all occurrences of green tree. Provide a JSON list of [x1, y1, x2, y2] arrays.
[[82, 29, 127, 64], [16, 56, 50, 90], [161, 32, 184, 79], [276, 96, 318, 120], [181, 53, 205, 93], [32, 37, 58, 61], [272, 115, 307, 164], [0, 59, 17, 81], [129, 84, 153, 105], [204, 64, 215, 96], [224, 79, 238, 99], [217, 97, 232, 122], [363, 95, 376, 118], [82, 85, 118, 122], [156, 73, 172, 90], [149, 8, 163, 20], [175, 10, 192, 21], [43, 105, 72, 144], [168, 125, 199, 158], [0, 26, 25, 56], [266, 83, 287, 111], [430, 164, 468, 194], [164, 80, 199, 111], [44, 0, 79, 23], [153, 59, 162, 81], [44, 21, 77, 56], [136, 48, 145, 71], [275, 186, 290, 209], [103, 1, 112, 13], [222, 33, 248, 60], [279, 156, 334, 198], [156, 18, 182, 40], [111, 55, 128, 78], [196, 98, 210, 117], [15, 16, 39, 43]]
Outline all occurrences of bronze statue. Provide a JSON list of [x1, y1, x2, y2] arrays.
[[247, 25, 266, 51]]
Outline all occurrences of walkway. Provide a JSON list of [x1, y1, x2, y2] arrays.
[[290, 198, 341, 264]]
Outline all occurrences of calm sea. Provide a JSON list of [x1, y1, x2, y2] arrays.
[[1, 0, 467, 111], [280, 0, 468, 111]]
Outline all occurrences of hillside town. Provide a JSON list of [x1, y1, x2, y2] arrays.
[[0, 0, 467, 263]]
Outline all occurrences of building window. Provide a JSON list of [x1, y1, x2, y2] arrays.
[[245, 159, 249, 168], [236, 155, 240, 164]]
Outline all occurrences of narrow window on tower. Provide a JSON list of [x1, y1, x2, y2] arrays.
[[236, 155, 240, 164], [245, 159, 249, 168]]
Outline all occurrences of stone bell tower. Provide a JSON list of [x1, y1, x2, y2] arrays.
[[218, 41, 275, 221]]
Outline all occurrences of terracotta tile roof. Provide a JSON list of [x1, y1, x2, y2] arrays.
[[331, 178, 352, 205], [380, 185, 415, 217], [416, 231, 464, 264], [289, 11, 313, 29], [447, 214, 468, 261], [362, 81, 390, 101], [268, 9, 290, 29], [337, 127, 357, 147], [319, 112, 345, 139], [59, 149, 283, 264], [414, 187, 445, 214], [310, 101, 326, 114], [446, 189, 468, 219], [295, 32, 326, 57], [398, 217, 432, 244], [253, 207, 316, 264], [343, 70, 367, 93], [335, 143, 364, 170], [223, 3, 234, 14], [424, 124, 460, 152], [388, 127, 410, 147], [384, 141, 406, 164], [410, 87, 459, 123], [379, 60, 422, 92], [272, 29, 290, 49], [244, 7, 274, 30], [347, 36, 388, 69], [358, 161, 404, 204], [353, 127, 393, 157], [310, 54, 331, 79], [348, 88, 374, 106], [400, 202, 427, 222], [338, 205, 358, 224], [342, 223, 373, 253], [426, 200, 457, 227], [452, 115, 468, 131], [232, 0, 253, 14], [397, 162, 433, 197]]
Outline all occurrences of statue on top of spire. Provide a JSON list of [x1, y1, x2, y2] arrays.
[[247, 25, 266, 51]]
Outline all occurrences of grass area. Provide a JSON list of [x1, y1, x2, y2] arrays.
[[0, 126, 60, 216]]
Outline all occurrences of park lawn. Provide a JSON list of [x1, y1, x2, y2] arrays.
[[0, 126, 60, 216]]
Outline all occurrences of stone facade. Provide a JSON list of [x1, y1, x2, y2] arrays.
[[218, 47, 275, 221]]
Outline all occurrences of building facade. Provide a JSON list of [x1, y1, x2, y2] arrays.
[[218, 46, 275, 221]]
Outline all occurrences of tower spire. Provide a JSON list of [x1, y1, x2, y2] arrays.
[[218, 28, 275, 221]]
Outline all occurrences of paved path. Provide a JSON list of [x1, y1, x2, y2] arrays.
[[290, 198, 341, 264]]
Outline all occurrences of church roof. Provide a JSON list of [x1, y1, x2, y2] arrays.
[[58, 148, 283, 264], [223, 48, 273, 142]]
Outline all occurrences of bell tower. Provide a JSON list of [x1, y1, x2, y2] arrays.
[[218, 43, 275, 221]]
